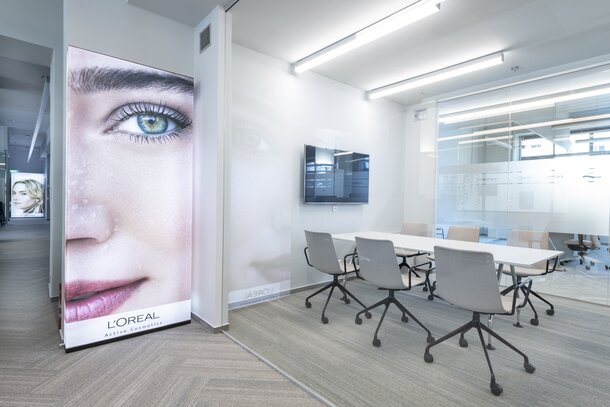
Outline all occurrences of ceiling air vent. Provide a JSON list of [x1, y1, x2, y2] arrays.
[[199, 25, 211, 53]]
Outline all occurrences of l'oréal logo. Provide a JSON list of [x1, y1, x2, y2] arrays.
[[107, 312, 160, 329]]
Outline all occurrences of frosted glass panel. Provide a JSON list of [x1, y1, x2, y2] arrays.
[[437, 64, 610, 305]]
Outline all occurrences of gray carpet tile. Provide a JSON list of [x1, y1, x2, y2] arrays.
[[0, 222, 323, 407], [229, 277, 610, 406]]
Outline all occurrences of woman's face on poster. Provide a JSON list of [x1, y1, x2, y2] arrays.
[[12, 183, 35, 209], [65, 47, 193, 323]]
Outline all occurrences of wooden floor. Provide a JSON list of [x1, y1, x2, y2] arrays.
[[0, 222, 322, 407], [229, 277, 610, 406]]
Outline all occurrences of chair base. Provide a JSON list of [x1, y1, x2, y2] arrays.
[[355, 290, 434, 347], [424, 312, 534, 396], [305, 275, 369, 324]]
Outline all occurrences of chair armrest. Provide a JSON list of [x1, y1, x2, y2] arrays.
[[343, 251, 359, 273], [304, 247, 313, 267], [546, 257, 559, 274]]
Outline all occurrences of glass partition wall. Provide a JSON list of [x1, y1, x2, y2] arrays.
[[436, 63, 610, 305]]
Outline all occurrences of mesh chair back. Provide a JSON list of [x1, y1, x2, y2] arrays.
[[304, 230, 342, 275], [434, 246, 506, 314], [401, 222, 429, 237], [355, 237, 405, 289], [447, 225, 480, 242]]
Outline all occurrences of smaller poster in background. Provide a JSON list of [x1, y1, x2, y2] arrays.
[[10, 172, 45, 218]]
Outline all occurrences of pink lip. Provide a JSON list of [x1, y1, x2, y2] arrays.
[[64, 279, 146, 323]]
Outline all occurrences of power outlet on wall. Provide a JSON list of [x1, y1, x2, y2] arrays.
[[332, 205, 338, 212]]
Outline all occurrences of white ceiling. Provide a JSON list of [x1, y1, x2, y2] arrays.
[[131, 0, 610, 106]]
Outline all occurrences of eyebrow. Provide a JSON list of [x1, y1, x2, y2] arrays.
[[69, 67, 193, 95]]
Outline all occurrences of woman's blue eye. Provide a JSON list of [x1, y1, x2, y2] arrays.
[[107, 102, 192, 143], [137, 114, 169, 134], [115, 113, 177, 135]]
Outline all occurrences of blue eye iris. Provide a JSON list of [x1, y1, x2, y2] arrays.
[[137, 114, 169, 134]]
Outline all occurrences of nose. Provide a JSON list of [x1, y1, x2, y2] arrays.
[[66, 203, 114, 243]]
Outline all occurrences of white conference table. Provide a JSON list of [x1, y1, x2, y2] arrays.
[[332, 231, 562, 272]]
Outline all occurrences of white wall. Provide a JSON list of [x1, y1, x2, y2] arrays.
[[228, 44, 406, 305], [1, 0, 63, 297], [191, 7, 229, 329], [403, 101, 437, 233]]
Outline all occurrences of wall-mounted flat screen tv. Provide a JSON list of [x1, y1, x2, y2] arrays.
[[303, 144, 369, 204]]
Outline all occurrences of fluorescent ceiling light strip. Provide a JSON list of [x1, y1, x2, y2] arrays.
[[368, 52, 504, 99], [458, 135, 512, 145], [293, 0, 442, 73], [437, 133, 477, 142], [472, 113, 610, 137], [439, 84, 610, 124]]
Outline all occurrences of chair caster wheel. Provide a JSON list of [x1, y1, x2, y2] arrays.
[[530, 318, 539, 326], [373, 338, 381, 347], [401, 315, 409, 323], [355, 317, 362, 325], [427, 336, 435, 344], [321, 316, 328, 324], [343, 298, 350, 304], [305, 301, 311, 309], [591, 261, 595, 266], [459, 337, 468, 348], [490, 381, 503, 396], [546, 309, 554, 316], [605, 265, 609, 270], [427, 295, 434, 301], [423, 286, 428, 292], [424, 352, 434, 363], [524, 362, 536, 373], [486, 343, 496, 351], [585, 266, 590, 270], [365, 312, 372, 319]]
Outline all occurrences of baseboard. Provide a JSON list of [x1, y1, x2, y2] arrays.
[[228, 276, 359, 310], [191, 312, 228, 333]]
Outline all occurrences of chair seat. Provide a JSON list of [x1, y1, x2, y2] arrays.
[[395, 247, 425, 257], [400, 273, 426, 288], [338, 260, 358, 274], [501, 265, 546, 277]]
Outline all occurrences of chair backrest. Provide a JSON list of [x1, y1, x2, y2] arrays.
[[434, 246, 506, 314], [401, 222, 429, 237], [508, 230, 549, 269], [447, 225, 480, 242], [355, 237, 405, 289], [304, 230, 342, 275]]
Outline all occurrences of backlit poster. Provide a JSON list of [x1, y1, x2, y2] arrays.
[[10, 172, 45, 218], [64, 46, 193, 350]]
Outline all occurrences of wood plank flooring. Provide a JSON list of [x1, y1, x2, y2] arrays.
[[0, 222, 322, 407]]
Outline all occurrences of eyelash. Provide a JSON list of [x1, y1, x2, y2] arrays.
[[107, 101, 192, 144]]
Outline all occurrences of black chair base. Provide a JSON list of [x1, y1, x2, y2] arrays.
[[424, 312, 535, 396], [398, 254, 435, 299], [305, 275, 369, 324], [355, 290, 434, 347]]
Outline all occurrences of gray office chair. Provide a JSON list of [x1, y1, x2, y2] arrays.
[[304, 230, 370, 324], [354, 236, 434, 347], [424, 246, 535, 396], [502, 230, 558, 327], [564, 234, 599, 271], [427, 225, 480, 300], [395, 222, 433, 292]]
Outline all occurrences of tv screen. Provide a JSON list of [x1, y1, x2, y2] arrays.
[[303, 144, 369, 204]]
